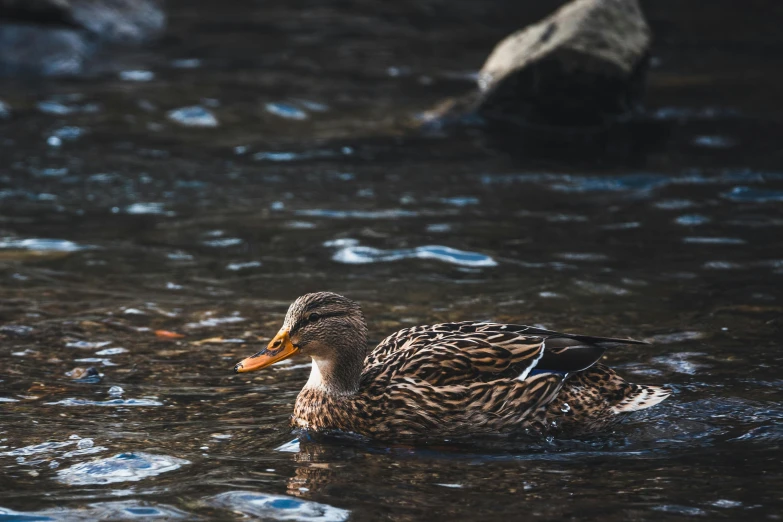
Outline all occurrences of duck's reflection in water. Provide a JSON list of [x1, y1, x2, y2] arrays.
[[283, 439, 555, 521], [287, 441, 354, 498]]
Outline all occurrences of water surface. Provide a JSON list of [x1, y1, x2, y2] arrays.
[[1, 0, 782, 520]]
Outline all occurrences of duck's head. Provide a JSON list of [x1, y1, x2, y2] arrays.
[[234, 292, 368, 393]]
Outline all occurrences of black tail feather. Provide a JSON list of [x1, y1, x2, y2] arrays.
[[531, 331, 648, 374], [510, 325, 649, 346]]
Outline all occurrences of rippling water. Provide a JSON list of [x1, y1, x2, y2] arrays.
[[1, 0, 782, 520]]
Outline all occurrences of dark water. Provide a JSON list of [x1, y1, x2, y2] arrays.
[[1, 1, 782, 520]]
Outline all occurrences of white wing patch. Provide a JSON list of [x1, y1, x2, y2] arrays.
[[516, 340, 545, 382]]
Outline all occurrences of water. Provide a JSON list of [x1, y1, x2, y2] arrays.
[[1, 0, 782, 520]]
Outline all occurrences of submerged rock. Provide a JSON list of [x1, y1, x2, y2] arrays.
[[425, 0, 651, 129]]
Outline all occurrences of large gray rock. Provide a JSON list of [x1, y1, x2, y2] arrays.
[[0, 0, 165, 76], [426, 0, 651, 128], [0, 24, 92, 76], [69, 0, 166, 44]]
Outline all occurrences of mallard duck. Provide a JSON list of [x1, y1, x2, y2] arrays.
[[234, 292, 669, 440]]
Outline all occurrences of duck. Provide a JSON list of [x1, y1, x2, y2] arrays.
[[234, 292, 670, 441]]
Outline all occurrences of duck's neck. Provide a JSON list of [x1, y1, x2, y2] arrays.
[[304, 353, 363, 396]]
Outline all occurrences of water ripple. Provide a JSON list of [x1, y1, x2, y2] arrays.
[[119, 70, 155, 82], [125, 202, 170, 215], [675, 214, 711, 226], [208, 491, 350, 521], [0, 238, 91, 252], [651, 106, 740, 120], [440, 196, 479, 206], [652, 352, 709, 375], [325, 239, 497, 267], [37, 100, 100, 115], [480, 169, 783, 195], [0, 507, 53, 520], [94, 347, 129, 356], [185, 314, 245, 329], [647, 331, 706, 344], [203, 237, 243, 247], [66, 341, 111, 349], [253, 147, 352, 162], [298, 209, 419, 219], [226, 261, 262, 271], [166, 106, 218, 128], [572, 280, 630, 296], [692, 135, 735, 148], [265, 102, 308, 120], [683, 237, 746, 245], [1, 441, 74, 457], [0, 501, 192, 521], [652, 505, 707, 516], [655, 199, 695, 210], [555, 252, 609, 262], [56, 452, 190, 485], [722, 186, 783, 203], [45, 398, 163, 407]]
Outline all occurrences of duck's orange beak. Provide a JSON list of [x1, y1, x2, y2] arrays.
[[234, 328, 298, 373]]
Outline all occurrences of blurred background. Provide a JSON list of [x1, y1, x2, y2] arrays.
[[0, 1, 782, 520]]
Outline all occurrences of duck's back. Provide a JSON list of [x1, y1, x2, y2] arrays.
[[344, 321, 669, 438]]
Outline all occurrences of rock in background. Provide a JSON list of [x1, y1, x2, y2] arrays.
[[0, 0, 165, 76], [424, 0, 651, 129]]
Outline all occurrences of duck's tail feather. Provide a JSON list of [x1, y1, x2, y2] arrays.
[[535, 334, 647, 375], [611, 384, 671, 413], [545, 365, 670, 435], [508, 325, 649, 346]]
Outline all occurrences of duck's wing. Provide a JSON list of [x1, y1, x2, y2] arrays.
[[364, 321, 645, 386], [356, 322, 657, 438], [358, 322, 572, 437]]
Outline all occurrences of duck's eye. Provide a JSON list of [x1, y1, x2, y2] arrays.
[[308, 313, 321, 323]]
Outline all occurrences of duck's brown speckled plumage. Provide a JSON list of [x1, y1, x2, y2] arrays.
[[236, 293, 670, 441]]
